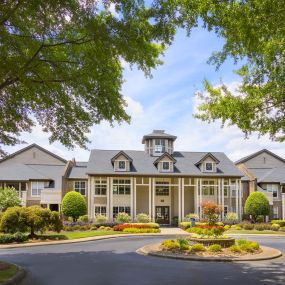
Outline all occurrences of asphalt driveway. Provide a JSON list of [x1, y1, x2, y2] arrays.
[[0, 235, 284, 285]]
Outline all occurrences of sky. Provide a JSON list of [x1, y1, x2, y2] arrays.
[[3, 26, 285, 162]]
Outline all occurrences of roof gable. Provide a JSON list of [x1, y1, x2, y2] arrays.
[[235, 149, 285, 165], [153, 152, 177, 165], [195, 153, 220, 166], [111, 151, 133, 163], [0, 144, 67, 165]]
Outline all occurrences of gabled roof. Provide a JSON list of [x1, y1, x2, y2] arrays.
[[0, 143, 67, 164], [153, 152, 177, 165], [142, 130, 177, 143], [111, 151, 133, 163], [235, 149, 285, 165], [195, 153, 220, 166]]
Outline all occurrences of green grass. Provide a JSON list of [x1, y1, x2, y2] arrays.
[[62, 230, 129, 239], [0, 262, 18, 284], [226, 229, 285, 235]]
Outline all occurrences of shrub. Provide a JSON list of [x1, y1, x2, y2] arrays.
[[236, 239, 248, 246], [123, 228, 160, 233], [161, 239, 180, 250], [216, 222, 224, 226], [242, 223, 254, 230], [0, 206, 63, 237], [180, 222, 190, 230], [224, 225, 230, 230], [225, 212, 238, 224], [185, 213, 199, 221], [271, 220, 285, 227], [177, 238, 190, 250], [0, 187, 22, 212], [244, 192, 270, 222], [94, 214, 107, 223], [61, 191, 87, 222], [240, 242, 259, 253], [201, 201, 222, 225], [186, 225, 225, 237], [136, 213, 151, 223], [0, 233, 28, 244], [231, 225, 242, 230], [271, 224, 280, 231], [190, 243, 206, 252], [171, 216, 178, 226], [254, 223, 271, 231], [113, 223, 159, 231], [115, 212, 131, 223], [279, 226, 285, 232], [229, 245, 241, 253], [78, 215, 89, 222], [208, 244, 222, 253]]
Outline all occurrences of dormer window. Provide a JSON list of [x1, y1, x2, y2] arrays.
[[118, 161, 126, 171], [162, 162, 170, 171], [205, 162, 214, 172]]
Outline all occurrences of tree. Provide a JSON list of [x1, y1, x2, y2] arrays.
[[61, 191, 87, 222], [244, 192, 270, 222], [201, 201, 222, 225], [0, 206, 63, 237], [0, 187, 21, 212], [193, 0, 285, 141]]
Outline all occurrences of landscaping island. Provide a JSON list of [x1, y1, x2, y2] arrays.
[[0, 261, 20, 284]]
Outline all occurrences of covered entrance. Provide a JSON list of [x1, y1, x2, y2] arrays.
[[155, 206, 170, 224]]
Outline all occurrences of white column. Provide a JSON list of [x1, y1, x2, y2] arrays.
[[110, 178, 113, 221], [107, 177, 110, 221], [87, 176, 92, 219], [130, 177, 134, 221], [133, 177, 137, 221], [221, 178, 225, 220], [239, 180, 242, 220], [181, 178, 185, 221], [178, 178, 182, 223], [149, 178, 152, 218], [218, 178, 221, 220], [152, 178, 156, 222], [235, 179, 239, 220], [195, 178, 199, 214], [199, 178, 202, 218], [282, 193, 285, 220]]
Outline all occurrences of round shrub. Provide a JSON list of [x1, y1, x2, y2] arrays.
[[242, 223, 254, 230], [231, 225, 242, 230], [271, 224, 280, 231], [190, 243, 206, 252], [78, 215, 89, 223], [185, 213, 199, 221], [225, 212, 238, 225], [0, 206, 26, 233], [229, 245, 241, 253], [61, 191, 87, 222], [244, 192, 270, 222], [216, 222, 224, 226], [177, 238, 190, 250], [161, 239, 180, 250], [271, 220, 285, 227], [224, 225, 231, 230], [115, 212, 131, 223], [279, 226, 285, 232], [136, 213, 151, 223], [208, 244, 222, 253], [94, 214, 107, 223], [0, 187, 22, 212]]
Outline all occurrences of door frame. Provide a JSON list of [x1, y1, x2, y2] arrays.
[[155, 206, 170, 225]]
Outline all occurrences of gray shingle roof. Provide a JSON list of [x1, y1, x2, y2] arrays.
[[248, 167, 285, 184], [86, 150, 243, 177], [68, 165, 88, 179]]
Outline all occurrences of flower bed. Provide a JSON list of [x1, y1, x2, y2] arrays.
[[113, 223, 159, 231], [189, 237, 235, 247]]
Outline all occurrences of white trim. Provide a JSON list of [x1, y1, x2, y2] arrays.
[[133, 177, 137, 219], [178, 178, 181, 223], [282, 193, 285, 220], [149, 178, 152, 219], [31, 181, 44, 197], [181, 178, 185, 220], [94, 204, 107, 216], [221, 178, 225, 220], [118, 160, 127, 171], [73, 180, 87, 196]]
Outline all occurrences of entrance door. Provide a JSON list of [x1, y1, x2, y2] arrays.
[[155, 206, 170, 224]]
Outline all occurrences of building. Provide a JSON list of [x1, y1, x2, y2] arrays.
[[0, 130, 245, 224], [236, 149, 285, 220]]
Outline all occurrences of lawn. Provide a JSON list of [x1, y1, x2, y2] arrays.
[[0, 262, 18, 284], [226, 229, 285, 235], [62, 230, 129, 239]]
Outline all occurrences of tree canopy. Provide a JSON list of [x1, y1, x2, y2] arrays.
[[0, 187, 21, 212], [1, 1, 284, 157]]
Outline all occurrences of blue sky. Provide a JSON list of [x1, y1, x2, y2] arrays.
[[3, 26, 285, 161]]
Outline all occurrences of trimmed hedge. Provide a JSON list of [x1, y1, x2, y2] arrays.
[[122, 228, 160, 233], [113, 223, 159, 231], [271, 220, 285, 227], [0, 233, 28, 244]]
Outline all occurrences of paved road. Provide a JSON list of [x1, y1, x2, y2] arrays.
[[0, 235, 284, 285]]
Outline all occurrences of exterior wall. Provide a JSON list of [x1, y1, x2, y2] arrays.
[[242, 152, 284, 168], [26, 200, 41, 207], [184, 186, 194, 218], [136, 185, 149, 215], [0, 146, 65, 166]]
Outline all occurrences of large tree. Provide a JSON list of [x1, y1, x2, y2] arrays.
[[193, 0, 285, 142]]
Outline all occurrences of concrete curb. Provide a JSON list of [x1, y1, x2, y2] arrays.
[[2, 264, 27, 285], [228, 233, 285, 237], [136, 244, 283, 262], [0, 233, 189, 250]]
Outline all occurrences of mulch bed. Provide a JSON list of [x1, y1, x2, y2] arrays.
[[0, 262, 11, 271]]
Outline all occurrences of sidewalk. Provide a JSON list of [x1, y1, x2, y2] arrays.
[[160, 227, 190, 236]]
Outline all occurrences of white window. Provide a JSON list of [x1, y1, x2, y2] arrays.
[[113, 179, 131, 195], [154, 139, 165, 154], [95, 205, 107, 216], [204, 162, 214, 172], [113, 206, 131, 218], [264, 184, 278, 198], [31, 181, 44, 197], [162, 161, 171, 172], [273, 206, 279, 219], [74, 181, 86, 196], [118, 160, 126, 171], [156, 181, 170, 196], [202, 180, 216, 196], [95, 179, 107, 196]]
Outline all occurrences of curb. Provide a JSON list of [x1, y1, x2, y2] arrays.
[[228, 234, 285, 237], [136, 244, 283, 262], [0, 233, 187, 250], [2, 264, 27, 285]]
